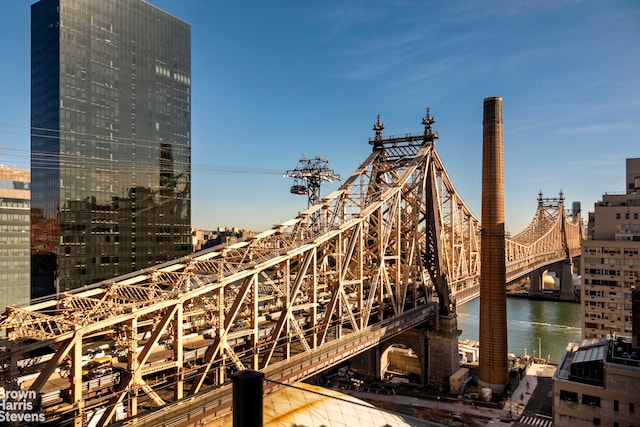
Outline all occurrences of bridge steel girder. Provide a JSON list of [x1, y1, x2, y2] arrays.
[[0, 119, 581, 426]]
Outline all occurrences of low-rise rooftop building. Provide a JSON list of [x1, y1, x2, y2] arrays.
[[553, 336, 639, 427]]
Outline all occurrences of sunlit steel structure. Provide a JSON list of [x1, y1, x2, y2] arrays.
[[1, 108, 581, 427]]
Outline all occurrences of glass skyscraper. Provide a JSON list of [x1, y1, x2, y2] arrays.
[[31, 0, 191, 295]]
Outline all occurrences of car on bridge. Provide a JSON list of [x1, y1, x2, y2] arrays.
[[81, 348, 106, 364], [82, 356, 113, 379]]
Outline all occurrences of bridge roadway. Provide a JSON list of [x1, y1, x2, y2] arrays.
[[23, 334, 224, 412], [450, 248, 580, 306], [23, 243, 573, 426], [15, 305, 434, 426], [108, 306, 435, 427]]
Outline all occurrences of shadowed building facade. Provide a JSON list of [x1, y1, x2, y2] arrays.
[[0, 166, 31, 309], [581, 158, 640, 339], [479, 96, 508, 393], [31, 0, 191, 295]]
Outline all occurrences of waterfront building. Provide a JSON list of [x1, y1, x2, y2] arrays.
[[581, 158, 640, 339], [192, 227, 254, 252], [0, 166, 30, 308], [31, 0, 191, 295], [553, 336, 639, 427]]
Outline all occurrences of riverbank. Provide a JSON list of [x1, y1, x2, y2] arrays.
[[506, 291, 579, 303]]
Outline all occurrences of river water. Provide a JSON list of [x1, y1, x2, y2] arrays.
[[456, 297, 582, 365]]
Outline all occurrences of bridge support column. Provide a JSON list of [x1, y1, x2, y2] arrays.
[[350, 346, 382, 381], [174, 303, 184, 400], [427, 314, 461, 389], [529, 269, 543, 295], [557, 261, 575, 301], [127, 317, 139, 417], [72, 335, 85, 427]]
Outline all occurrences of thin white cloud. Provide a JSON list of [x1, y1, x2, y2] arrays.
[[566, 158, 624, 171], [395, 49, 480, 86], [560, 123, 636, 134], [334, 26, 485, 83], [312, 2, 386, 40]]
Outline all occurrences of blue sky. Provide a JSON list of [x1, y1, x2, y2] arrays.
[[0, 1, 638, 233]]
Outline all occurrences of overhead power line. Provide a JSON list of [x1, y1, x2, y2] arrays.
[[0, 123, 286, 176]]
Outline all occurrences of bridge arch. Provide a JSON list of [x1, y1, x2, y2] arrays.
[[379, 331, 426, 382]]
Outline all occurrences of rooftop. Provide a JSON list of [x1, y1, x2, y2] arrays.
[[596, 192, 640, 207], [556, 336, 640, 383]]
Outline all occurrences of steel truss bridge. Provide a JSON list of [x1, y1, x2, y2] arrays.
[[0, 110, 581, 427]]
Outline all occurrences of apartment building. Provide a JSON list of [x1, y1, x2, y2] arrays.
[[0, 165, 30, 308], [581, 158, 640, 339]]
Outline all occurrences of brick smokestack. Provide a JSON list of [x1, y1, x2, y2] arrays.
[[479, 96, 508, 394]]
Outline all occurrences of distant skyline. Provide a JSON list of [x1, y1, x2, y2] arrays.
[[1, 1, 639, 233]]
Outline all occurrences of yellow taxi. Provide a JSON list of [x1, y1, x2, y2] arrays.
[[82, 356, 113, 378]]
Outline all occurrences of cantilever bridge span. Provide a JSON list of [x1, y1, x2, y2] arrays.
[[0, 110, 581, 427]]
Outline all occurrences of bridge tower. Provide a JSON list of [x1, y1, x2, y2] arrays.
[[527, 191, 577, 300], [479, 96, 508, 394]]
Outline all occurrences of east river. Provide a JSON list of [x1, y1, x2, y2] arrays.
[[456, 297, 582, 364]]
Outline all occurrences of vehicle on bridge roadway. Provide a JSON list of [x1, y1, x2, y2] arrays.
[[82, 356, 113, 379], [81, 348, 106, 364]]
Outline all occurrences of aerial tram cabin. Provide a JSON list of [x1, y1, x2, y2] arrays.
[[290, 184, 308, 195]]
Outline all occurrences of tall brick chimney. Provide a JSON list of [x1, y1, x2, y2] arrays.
[[478, 97, 508, 394]]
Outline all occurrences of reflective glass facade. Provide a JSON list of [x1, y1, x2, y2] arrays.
[[31, 0, 191, 294], [0, 167, 30, 309]]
